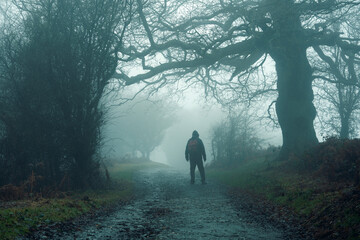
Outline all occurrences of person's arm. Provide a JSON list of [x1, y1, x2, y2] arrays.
[[200, 139, 206, 161], [185, 140, 189, 161]]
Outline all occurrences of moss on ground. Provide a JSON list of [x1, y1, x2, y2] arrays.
[[0, 160, 165, 240], [208, 158, 329, 213], [207, 158, 360, 239]]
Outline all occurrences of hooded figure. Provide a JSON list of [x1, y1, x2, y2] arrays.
[[185, 130, 206, 184]]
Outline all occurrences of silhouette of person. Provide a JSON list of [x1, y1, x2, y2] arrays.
[[185, 130, 206, 184]]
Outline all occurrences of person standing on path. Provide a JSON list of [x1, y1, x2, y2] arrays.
[[185, 130, 207, 184]]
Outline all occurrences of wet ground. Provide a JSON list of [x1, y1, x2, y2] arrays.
[[26, 167, 307, 239]]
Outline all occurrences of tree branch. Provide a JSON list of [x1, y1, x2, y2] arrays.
[[115, 37, 259, 85]]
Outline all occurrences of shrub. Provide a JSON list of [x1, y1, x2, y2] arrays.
[[304, 137, 360, 184]]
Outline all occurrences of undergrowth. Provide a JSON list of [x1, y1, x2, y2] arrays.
[[207, 138, 360, 239], [0, 160, 165, 240]]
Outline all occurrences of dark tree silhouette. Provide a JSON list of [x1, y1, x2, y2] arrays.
[[0, 0, 133, 188], [115, 0, 360, 159], [313, 45, 360, 139], [311, 16, 360, 139]]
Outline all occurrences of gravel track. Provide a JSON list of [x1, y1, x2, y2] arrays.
[[26, 167, 307, 240]]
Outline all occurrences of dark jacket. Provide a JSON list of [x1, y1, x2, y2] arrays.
[[185, 137, 206, 161]]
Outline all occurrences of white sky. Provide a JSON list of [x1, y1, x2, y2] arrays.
[[148, 87, 283, 167]]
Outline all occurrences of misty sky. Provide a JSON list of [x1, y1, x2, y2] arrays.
[[103, 86, 284, 167], [151, 93, 283, 168]]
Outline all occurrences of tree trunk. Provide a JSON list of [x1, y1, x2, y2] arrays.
[[340, 115, 350, 139], [273, 53, 318, 159], [269, 0, 318, 160]]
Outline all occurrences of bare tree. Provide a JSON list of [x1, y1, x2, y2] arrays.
[[105, 97, 177, 161], [210, 107, 262, 166], [311, 13, 360, 139], [113, 0, 360, 160], [313, 45, 360, 138]]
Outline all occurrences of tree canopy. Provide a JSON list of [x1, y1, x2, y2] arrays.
[[115, 0, 360, 159]]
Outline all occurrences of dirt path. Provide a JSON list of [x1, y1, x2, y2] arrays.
[[27, 167, 307, 239]]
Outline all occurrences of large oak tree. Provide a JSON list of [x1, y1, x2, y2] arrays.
[[115, 0, 360, 159]]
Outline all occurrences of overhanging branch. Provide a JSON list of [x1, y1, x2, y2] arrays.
[[115, 37, 260, 85]]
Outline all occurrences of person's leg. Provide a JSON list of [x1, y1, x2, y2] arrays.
[[190, 159, 196, 184], [197, 159, 206, 184]]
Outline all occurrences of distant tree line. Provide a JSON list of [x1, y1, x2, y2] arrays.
[[210, 108, 263, 166], [102, 96, 176, 161], [0, 0, 133, 188]]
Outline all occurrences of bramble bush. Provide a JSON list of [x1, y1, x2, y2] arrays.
[[304, 137, 360, 185]]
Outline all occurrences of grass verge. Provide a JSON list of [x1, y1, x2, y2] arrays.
[[0, 160, 165, 240], [207, 158, 360, 239]]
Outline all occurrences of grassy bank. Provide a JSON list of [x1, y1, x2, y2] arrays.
[[0, 160, 165, 240], [207, 159, 321, 214], [207, 157, 360, 239]]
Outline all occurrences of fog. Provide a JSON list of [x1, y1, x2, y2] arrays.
[[102, 89, 225, 166], [151, 106, 224, 169], [102, 86, 283, 168], [1, 1, 360, 238]]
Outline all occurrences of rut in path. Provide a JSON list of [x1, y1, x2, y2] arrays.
[[27, 167, 306, 240]]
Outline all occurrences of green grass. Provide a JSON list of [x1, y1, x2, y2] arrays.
[[207, 158, 276, 192], [0, 160, 165, 240], [207, 158, 332, 216], [207, 158, 360, 239], [0, 191, 130, 240], [340, 208, 360, 228]]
